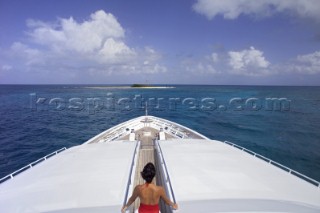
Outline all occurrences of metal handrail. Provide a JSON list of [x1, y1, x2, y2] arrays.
[[85, 117, 144, 144], [123, 141, 140, 208], [0, 147, 67, 184], [152, 120, 187, 139], [152, 117, 210, 140], [223, 141, 320, 188], [155, 140, 177, 208]]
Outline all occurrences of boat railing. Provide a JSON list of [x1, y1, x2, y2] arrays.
[[86, 117, 144, 144], [151, 119, 186, 139], [0, 147, 67, 184], [151, 116, 210, 140], [223, 141, 320, 188], [123, 141, 140, 212], [155, 140, 177, 212]]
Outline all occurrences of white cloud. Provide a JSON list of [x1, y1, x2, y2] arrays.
[[181, 47, 273, 76], [182, 47, 270, 76], [98, 38, 136, 63], [228, 46, 270, 76], [193, 0, 320, 21], [144, 64, 167, 74], [3, 10, 166, 83], [180, 46, 320, 80], [27, 10, 125, 54], [210, 53, 219, 63], [195, 62, 217, 74], [182, 56, 220, 75], [286, 51, 320, 74], [11, 42, 44, 66], [1, 65, 12, 71]]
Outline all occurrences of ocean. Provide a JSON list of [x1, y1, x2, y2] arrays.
[[0, 85, 319, 182]]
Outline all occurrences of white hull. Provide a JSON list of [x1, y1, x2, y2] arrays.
[[0, 116, 319, 212]]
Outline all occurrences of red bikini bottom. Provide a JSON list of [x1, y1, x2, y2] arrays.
[[138, 203, 160, 213]]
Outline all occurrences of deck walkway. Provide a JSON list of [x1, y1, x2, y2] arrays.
[[131, 127, 158, 212]]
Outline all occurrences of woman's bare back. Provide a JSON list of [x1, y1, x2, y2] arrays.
[[121, 162, 178, 213], [134, 183, 176, 208], [138, 183, 161, 205]]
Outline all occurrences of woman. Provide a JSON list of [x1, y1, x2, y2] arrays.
[[121, 162, 178, 213]]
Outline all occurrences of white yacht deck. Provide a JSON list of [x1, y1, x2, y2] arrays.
[[0, 142, 139, 213], [1, 116, 319, 213], [157, 139, 320, 212]]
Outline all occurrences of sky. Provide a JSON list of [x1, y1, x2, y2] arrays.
[[0, 0, 320, 85]]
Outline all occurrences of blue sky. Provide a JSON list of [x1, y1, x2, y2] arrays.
[[0, 0, 320, 85]]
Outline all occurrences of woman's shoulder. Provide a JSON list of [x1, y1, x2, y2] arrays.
[[136, 183, 163, 191], [154, 185, 165, 191], [133, 184, 144, 191]]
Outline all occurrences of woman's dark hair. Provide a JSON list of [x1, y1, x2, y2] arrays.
[[141, 162, 156, 183]]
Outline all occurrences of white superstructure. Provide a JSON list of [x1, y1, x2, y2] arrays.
[[0, 116, 319, 213]]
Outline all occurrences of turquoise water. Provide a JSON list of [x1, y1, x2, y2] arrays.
[[0, 85, 319, 181]]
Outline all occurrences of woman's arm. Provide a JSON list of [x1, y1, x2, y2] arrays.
[[159, 187, 178, 210], [121, 186, 139, 213]]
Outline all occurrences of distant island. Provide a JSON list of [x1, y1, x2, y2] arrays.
[[131, 84, 151, 88], [85, 84, 175, 89], [130, 84, 174, 88]]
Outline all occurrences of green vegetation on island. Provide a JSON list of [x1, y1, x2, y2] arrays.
[[130, 84, 174, 89], [131, 84, 152, 88]]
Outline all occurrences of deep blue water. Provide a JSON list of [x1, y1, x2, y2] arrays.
[[0, 85, 319, 182]]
